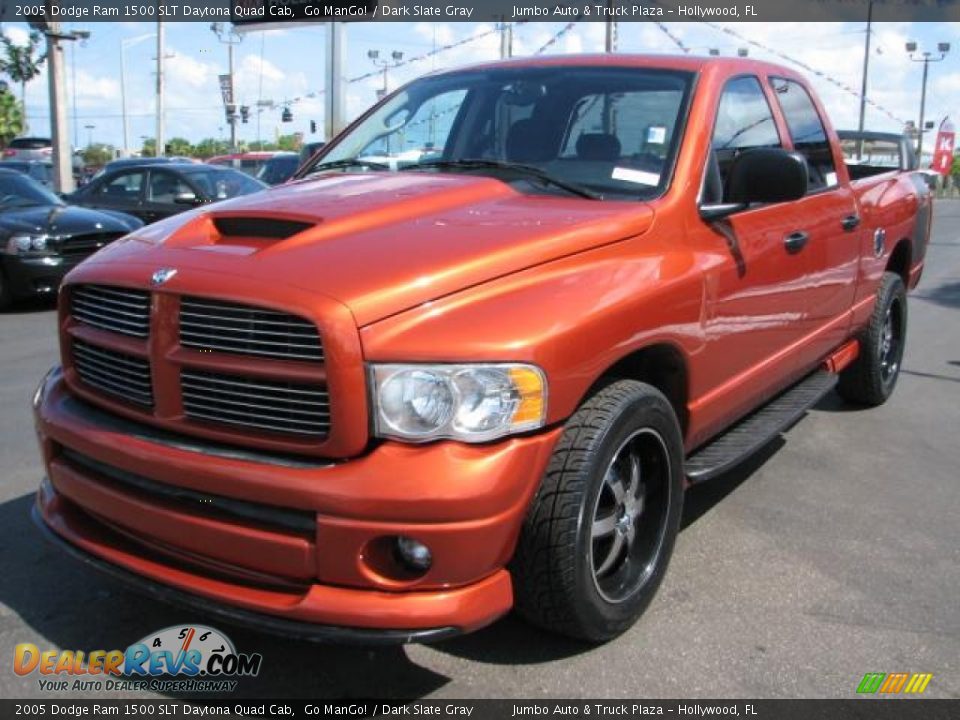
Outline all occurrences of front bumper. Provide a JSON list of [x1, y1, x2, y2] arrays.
[[1, 254, 81, 298], [33, 368, 561, 640]]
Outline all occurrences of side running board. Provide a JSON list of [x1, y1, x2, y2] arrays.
[[685, 370, 838, 483]]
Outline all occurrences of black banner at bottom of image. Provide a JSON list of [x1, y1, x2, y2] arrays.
[[2, 699, 958, 720]]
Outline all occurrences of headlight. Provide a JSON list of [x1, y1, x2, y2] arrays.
[[5, 234, 49, 255], [370, 363, 547, 443]]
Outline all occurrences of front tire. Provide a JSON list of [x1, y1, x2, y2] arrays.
[[838, 272, 907, 406], [511, 380, 684, 642]]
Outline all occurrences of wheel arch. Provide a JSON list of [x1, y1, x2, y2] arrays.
[[886, 239, 912, 286], [583, 343, 690, 439]]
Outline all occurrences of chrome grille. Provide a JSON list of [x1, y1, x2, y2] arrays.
[[73, 340, 154, 407], [180, 297, 323, 363], [60, 233, 123, 258], [181, 370, 329, 437], [72, 285, 150, 338]]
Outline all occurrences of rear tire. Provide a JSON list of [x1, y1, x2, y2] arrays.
[[511, 380, 684, 642], [0, 267, 12, 311], [838, 272, 907, 406]]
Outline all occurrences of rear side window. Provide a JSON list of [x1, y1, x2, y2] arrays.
[[9, 138, 50, 149], [770, 77, 838, 190]]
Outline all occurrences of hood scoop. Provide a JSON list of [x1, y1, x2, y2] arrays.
[[159, 213, 318, 253], [212, 216, 314, 241]]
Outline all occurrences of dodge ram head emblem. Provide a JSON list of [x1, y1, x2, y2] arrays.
[[151, 268, 177, 286]]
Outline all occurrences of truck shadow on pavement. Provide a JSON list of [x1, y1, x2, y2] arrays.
[[913, 279, 960, 309], [0, 493, 448, 699], [1, 298, 57, 315]]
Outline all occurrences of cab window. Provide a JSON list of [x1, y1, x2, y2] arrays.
[[705, 76, 781, 204]]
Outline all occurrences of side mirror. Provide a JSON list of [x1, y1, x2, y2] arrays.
[[700, 148, 809, 221], [173, 191, 199, 205]]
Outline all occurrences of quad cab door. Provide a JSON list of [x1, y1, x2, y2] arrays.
[[687, 75, 818, 445]]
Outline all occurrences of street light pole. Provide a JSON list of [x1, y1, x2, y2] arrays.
[[906, 40, 950, 165], [367, 49, 404, 100]]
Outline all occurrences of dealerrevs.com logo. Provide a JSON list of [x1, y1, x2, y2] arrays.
[[14, 625, 263, 693]]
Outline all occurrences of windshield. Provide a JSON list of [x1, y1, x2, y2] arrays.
[[0, 172, 61, 208], [306, 65, 693, 199], [257, 155, 300, 184], [183, 168, 266, 200]]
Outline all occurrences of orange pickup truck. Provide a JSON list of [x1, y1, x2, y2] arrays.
[[32, 55, 931, 643]]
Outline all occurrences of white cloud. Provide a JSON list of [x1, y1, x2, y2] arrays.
[[3, 26, 31, 47]]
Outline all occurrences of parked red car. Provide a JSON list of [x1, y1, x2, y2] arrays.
[[32, 55, 930, 643]]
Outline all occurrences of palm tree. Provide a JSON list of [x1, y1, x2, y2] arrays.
[[0, 30, 48, 130]]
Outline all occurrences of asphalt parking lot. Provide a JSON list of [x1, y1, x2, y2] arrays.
[[1, 202, 958, 701]]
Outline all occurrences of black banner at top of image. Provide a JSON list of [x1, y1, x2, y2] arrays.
[[4, 0, 960, 24], [1, 699, 960, 719]]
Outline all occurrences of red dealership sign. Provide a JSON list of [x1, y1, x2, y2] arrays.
[[931, 117, 955, 176]]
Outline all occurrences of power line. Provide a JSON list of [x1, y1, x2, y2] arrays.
[[535, 22, 577, 55]]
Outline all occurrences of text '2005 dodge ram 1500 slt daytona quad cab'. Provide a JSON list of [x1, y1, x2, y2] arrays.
[[32, 55, 931, 643]]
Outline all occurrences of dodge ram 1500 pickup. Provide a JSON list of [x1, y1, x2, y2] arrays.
[[32, 55, 931, 642]]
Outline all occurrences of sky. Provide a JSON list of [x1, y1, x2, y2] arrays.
[[3, 20, 960, 154]]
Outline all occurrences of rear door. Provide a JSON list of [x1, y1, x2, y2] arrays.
[[768, 77, 860, 369], [85, 169, 147, 219]]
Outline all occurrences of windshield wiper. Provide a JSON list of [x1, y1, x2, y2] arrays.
[[304, 157, 391, 175], [403, 159, 601, 200]]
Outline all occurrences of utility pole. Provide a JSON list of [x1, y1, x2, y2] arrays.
[[906, 40, 951, 165], [857, 1, 873, 134], [228, 42, 235, 150], [500, 19, 513, 59], [43, 21, 74, 193], [605, 1, 617, 52], [120, 33, 155, 158], [155, 21, 165, 157], [325, 23, 346, 142], [211, 23, 242, 152]]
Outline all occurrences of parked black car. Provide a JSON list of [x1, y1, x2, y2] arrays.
[[299, 141, 326, 166], [67, 162, 266, 224], [255, 152, 300, 185], [0, 169, 142, 309]]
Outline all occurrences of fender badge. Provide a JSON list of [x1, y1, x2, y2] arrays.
[[873, 228, 886, 258], [151, 268, 178, 286]]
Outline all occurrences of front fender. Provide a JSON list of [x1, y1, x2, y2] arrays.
[[359, 240, 704, 425]]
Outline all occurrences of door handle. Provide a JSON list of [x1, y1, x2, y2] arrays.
[[784, 231, 809, 253], [841, 215, 861, 232]]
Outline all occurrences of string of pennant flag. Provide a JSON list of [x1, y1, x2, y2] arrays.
[[702, 21, 906, 124], [279, 19, 905, 128]]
